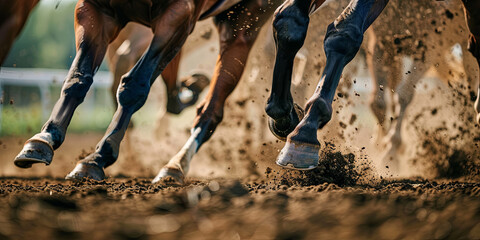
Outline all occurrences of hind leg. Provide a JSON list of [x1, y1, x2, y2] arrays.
[[66, 0, 198, 180], [14, 1, 120, 168], [461, 1, 480, 123], [264, 0, 317, 141], [276, 0, 389, 169], [366, 28, 398, 143], [153, 0, 279, 184], [381, 60, 426, 171]]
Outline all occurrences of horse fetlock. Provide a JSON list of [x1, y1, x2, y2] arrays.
[[41, 125, 66, 149], [305, 97, 332, 129], [196, 106, 223, 127], [265, 97, 293, 121], [387, 131, 403, 149], [169, 146, 194, 172]]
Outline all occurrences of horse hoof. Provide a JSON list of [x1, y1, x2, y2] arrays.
[[268, 103, 305, 141], [65, 162, 105, 181], [14, 139, 54, 168], [152, 167, 185, 185], [182, 73, 210, 94], [167, 74, 210, 114], [276, 140, 319, 170]]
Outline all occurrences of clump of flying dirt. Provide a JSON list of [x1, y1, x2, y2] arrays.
[[266, 143, 375, 187], [409, 83, 480, 180]]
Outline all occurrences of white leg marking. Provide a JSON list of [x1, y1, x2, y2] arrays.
[[167, 127, 201, 174]]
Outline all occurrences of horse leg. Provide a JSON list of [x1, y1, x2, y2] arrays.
[[65, 0, 198, 180], [107, 21, 210, 115], [264, 0, 317, 141], [152, 0, 279, 184], [276, 0, 389, 169], [366, 28, 393, 143], [461, 1, 480, 123], [381, 62, 425, 171], [14, 1, 120, 168]]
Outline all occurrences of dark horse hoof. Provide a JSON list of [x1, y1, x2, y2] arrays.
[[167, 73, 210, 114], [65, 162, 105, 181], [152, 167, 185, 185], [276, 140, 319, 170], [268, 103, 305, 141], [14, 139, 54, 168]]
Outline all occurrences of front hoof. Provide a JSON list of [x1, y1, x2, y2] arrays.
[[268, 103, 305, 141], [276, 140, 319, 170], [65, 162, 105, 181], [152, 167, 185, 185], [14, 139, 54, 168]]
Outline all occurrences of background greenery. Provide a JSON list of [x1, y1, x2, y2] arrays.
[[3, 0, 108, 71], [1, 0, 113, 136]]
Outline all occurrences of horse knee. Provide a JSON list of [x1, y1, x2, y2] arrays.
[[323, 23, 363, 64], [117, 76, 150, 112], [273, 5, 309, 52], [61, 73, 93, 103]]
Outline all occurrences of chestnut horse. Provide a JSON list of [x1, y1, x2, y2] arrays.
[[266, 0, 480, 170], [14, 0, 282, 184], [0, 0, 39, 65]]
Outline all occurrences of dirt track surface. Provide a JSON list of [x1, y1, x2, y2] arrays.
[[0, 177, 479, 240]]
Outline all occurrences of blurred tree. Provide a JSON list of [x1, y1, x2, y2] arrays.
[[3, 0, 108, 71]]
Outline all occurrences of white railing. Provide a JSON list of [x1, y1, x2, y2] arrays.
[[0, 68, 112, 133]]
